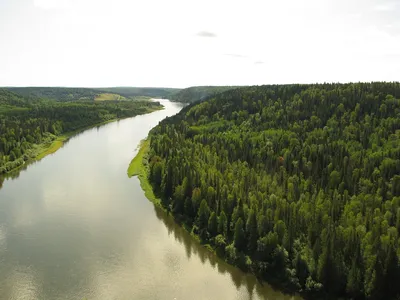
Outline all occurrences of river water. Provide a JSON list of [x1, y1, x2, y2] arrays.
[[0, 100, 300, 300]]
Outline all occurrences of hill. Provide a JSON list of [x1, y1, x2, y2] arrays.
[[6, 87, 100, 101], [142, 82, 400, 299], [98, 87, 180, 99], [5, 87, 180, 102], [168, 86, 241, 103]]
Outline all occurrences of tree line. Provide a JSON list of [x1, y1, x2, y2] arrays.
[[145, 82, 400, 299], [6, 87, 181, 101]]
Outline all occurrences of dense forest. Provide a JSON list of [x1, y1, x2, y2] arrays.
[[6, 87, 102, 101], [168, 86, 241, 103], [6, 87, 180, 101], [0, 89, 161, 174], [145, 83, 400, 299]]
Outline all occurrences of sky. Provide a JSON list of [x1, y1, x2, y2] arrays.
[[0, 0, 399, 88]]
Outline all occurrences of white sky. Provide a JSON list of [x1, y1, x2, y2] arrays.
[[0, 0, 399, 88]]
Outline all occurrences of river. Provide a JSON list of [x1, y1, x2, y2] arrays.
[[0, 99, 300, 300]]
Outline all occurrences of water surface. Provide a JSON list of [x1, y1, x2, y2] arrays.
[[0, 100, 300, 300]]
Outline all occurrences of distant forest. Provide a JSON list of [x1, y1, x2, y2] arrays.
[[98, 87, 180, 99], [168, 86, 241, 103], [145, 82, 400, 299], [5, 86, 236, 103], [0, 89, 161, 174], [6, 87, 180, 102]]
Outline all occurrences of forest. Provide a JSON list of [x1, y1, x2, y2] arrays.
[[0, 89, 161, 174], [6, 87, 102, 101], [168, 86, 240, 103], [98, 87, 180, 99], [145, 82, 400, 299], [6, 87, 180, 102]]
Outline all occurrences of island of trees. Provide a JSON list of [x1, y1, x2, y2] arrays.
[[142, 82, 400, 299], [0, 89, 162, 174]]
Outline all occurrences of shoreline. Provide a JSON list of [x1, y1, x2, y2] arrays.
[[1, 106, 163, 177], [127, 139, 160, 205], [127, 138, 206, 247], [128, 137, 302, 299]]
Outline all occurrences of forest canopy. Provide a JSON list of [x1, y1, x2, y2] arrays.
[[145, 82, 400, 299], [168, 86, 241, 103]]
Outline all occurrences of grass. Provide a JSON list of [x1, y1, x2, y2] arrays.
[[127, 140, 148, 177], [36, 137, 65, 160], [94, 93, 126, 101], [95, 93, 153, 102], [127, 139, 161, 205]]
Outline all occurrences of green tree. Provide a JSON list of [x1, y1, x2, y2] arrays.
[[234, 218, 246, 252], [197, 199, 210, 232], [218, 211, 228, 236], [246, 209, 258, 253], [208, 212, 217, 237]]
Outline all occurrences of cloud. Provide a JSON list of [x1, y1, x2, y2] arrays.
[[224, 53, 247, 58], [368, 1, 400, 36], [33, 0, 72, 10], [382, 22, 400, 36], [373, 2, 397, 11], [195, 31, 217, 38]]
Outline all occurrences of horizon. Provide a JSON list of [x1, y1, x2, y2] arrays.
[[1, 0, 399, 86], [2, 80, 400, 90]]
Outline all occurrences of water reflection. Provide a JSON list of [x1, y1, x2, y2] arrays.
[[152, 205, 299, 300], [0, 123, 117, 190]]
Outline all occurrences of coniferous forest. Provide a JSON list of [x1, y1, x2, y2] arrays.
[[145, 83, 400, 299], [0, 89, 161, 174], [168, 86, 240, 103], [6, 87, 180, 101]]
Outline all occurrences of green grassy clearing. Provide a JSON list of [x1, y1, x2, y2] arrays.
[[127, 139, 160, 205], [94, 93, 126, 101]]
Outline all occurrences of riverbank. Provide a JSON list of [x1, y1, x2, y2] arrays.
[[36, 118, 124, 160], [129, 137, 304, 299], [128, 139, 206, 246], [127, 139, 160, 205], [1, 106, 163, 176]]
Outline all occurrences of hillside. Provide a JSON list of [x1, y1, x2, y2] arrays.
[[98, 87, 180, 99], [5, 87, 180, 102], [0, 89, 162, 174], [168, 86, 241, 103], [6, 87, 100, 101], [143, 82, 400, 299]]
